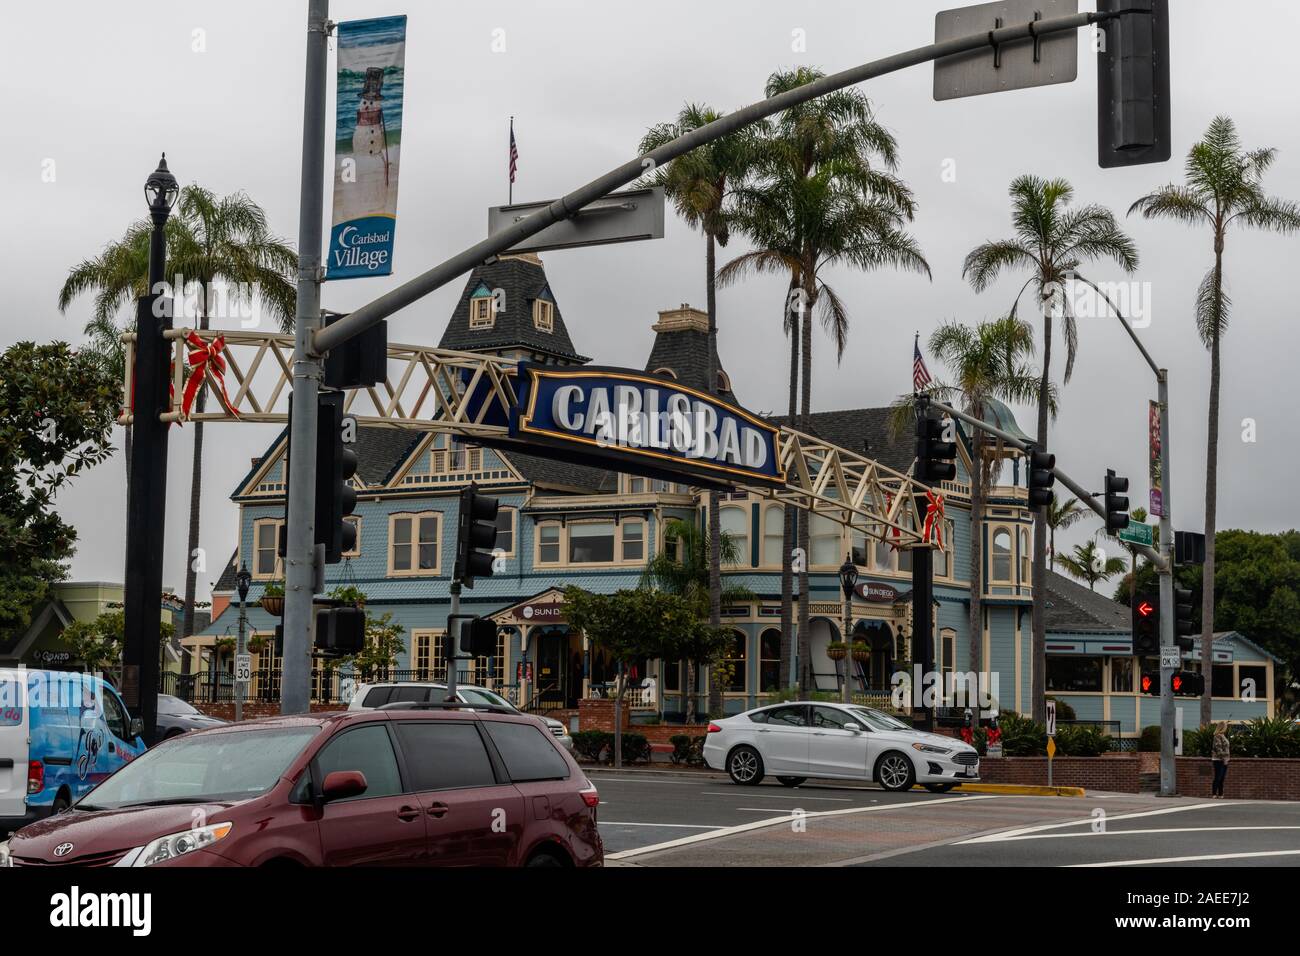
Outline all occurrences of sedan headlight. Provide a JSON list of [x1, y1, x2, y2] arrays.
[[133, 822, 233, 867], [911, 743, 951, 755], [0, 840, 11, 868]]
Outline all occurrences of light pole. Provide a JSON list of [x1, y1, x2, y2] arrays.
[[121, 154, 178, 745], [235, 564, 251, 722], [839, 554, 858, 705]]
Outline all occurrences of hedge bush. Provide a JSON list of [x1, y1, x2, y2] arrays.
[[1231, 716, 1300, 758], [616, 733, 652, 764], [997, 711, 1048, 756], [572, 730, 611, 763], [1139, 725, 1162, 752], [669, 734, 707, 766], [1055, 724, 1112, 757]]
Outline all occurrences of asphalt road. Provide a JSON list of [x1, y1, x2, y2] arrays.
[[590, 769, 1300, 867]]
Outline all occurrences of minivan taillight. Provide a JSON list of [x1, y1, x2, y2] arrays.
[[579, 786, 600, 808], [707, 722, 723, 733], [27, 760, 43, 795]]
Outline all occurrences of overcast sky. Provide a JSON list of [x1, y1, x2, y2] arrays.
[[3, 0, 1298, 602]]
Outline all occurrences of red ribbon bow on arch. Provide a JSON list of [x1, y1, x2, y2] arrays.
[[180, 332, 240, 420], [921, 489, 945, 549]]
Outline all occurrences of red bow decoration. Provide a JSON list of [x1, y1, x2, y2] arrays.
[[986, 726, 1002, 745], [921, 489, 945, 549], [181, 332, 240, 420], [960, 726, 974, 745]]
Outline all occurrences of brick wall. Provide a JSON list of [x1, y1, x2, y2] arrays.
[[1176, 757, 1300, 801], [194, 702, 346, 721], [577, 699, 714, 745], [978, 756, 1141, 792]]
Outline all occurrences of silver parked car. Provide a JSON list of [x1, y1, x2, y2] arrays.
[[347, 681, 573, 751]]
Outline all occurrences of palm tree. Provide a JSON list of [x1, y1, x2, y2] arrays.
[[640, 105, 758, 718], [1130, 115, 1300, 725], [59, 185, 296, 664], [722, 68, 928, 691], [641, 518, 751, 723], [1045, 493, 1084, 572], [893, 317, 1045, 676], [963, 175, 1138, 721], [1056, 540, 1127, 592]]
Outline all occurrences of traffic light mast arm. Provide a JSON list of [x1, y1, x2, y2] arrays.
[[928, 398, 1168, 572], [314, 8, 1131, 356]]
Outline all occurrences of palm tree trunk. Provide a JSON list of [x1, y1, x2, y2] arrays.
[[968, 430, 984, 676], [796, 271, 815, 692], [705, 233, 723, 718], [1048, 523, 1055, 573], [180, 284, 210, 655], [1030, 301, 1052, 723], [781, 288, 797, 691], [1200, 248, 1224, 728]]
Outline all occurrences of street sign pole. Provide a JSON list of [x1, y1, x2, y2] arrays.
[[1157, 369, 1176, 795], [282, 0, 331, 715], [1046, 699, 1056, 787]]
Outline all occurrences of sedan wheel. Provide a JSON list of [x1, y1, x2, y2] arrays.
[[727, 746, 764, 786], [876, 752, 916, 792]]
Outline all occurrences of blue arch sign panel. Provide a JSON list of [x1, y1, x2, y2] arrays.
[[482, 365, 785, 489]]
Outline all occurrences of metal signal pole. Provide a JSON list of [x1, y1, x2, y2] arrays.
[[281, 0, 330, 714]]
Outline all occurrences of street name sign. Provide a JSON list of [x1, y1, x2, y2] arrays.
[[488, 187, 664, 255], [1119, 520, 1154, 547], [934, 0, 1079, 101]]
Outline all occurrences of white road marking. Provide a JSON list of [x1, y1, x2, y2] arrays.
[[1070, 848, 1300, 867], [606, 794, 1002, 860], [698, 791, 852, 801], [958, 802, 1221, 844], [992, 825, 1300, 842]]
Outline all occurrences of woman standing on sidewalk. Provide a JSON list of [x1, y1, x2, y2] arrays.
[[1211, 722, 1231, 798]]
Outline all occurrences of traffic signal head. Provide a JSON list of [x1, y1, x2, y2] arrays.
[[1133, 590, 1159, 656], [1104, 469, 1130, 532], [1140, 671, 1157, 695], [1027, 450, 1056, 509], [1171, 670, 1204, 697], [315, 391, 358, 564], [456, 483, 499, 588], [315, 606, 366, 656], [448, 615, 499, 659], [1097, 0, 1171, 168], [915, 412, 956, 485]]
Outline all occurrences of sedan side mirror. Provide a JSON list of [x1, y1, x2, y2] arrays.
[[321, 770, 368, 802], [843, 722, 861, 733]]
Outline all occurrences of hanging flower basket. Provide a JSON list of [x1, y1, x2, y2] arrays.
[[259, 595, 284, 617], [826, 643, 849, 661], [851, 641, 871, 663], [247, 635, 269, 654]]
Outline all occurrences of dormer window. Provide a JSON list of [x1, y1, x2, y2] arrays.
[[470, 295, 494, 329], [533, 298, 554, 332]]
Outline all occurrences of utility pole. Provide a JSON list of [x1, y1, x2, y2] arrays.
[[281, 0, 330, 715], [1156, 369, 1176, 796]]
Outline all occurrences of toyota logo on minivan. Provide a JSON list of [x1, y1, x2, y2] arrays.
[[53, 842, 74, 857]]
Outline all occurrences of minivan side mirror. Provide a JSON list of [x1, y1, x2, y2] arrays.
[[321, 770, 368, 802], [843, 722, 862, 733], [129, 717, 144, 740]]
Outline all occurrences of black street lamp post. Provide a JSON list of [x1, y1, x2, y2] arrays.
[[838, 554, 858, 705], [235, 564, 252, 722], [121, 154, 178, 745]]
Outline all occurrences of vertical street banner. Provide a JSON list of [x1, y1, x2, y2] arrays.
[[328, 15, 407, 280], [1148, 399, 1164, 517]]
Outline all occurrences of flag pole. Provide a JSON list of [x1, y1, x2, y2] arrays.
[[509, 116, 514, 205]]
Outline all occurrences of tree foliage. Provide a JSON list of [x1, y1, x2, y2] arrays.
[[0, 342, 119, 635]]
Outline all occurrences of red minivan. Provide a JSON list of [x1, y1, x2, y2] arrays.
[[0, 704, 601, 867]]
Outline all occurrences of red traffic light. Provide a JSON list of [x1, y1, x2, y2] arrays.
[[1171, 674, 1183, 693], [1137, 600, 1155, 617], [1141, 674, 1153, 693]]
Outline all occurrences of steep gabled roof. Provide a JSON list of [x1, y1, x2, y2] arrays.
[[643, 306, 738, 404], [438, 255, 586, 361], [496, 448, 616, 494], [1043, 569, 1130, 634]]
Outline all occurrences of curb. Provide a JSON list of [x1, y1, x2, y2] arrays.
[[938, 783, 1086, 797]]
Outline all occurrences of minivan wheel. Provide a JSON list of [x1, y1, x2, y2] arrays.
[[876, 752, 916, 792], [525, 849, 566, 867], [777, 776, 807, 787], [727, 746, 764, 786], [924, 783, 957, 793]]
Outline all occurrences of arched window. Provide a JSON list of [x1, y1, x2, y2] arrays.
[[810, 513, 842, 567], [992, 529, 1012, 582], [721, 631, 747, 693], [759, 629, 782, 692], [762, 506, 784, 567], [1019, 527, 1030, 582], [720, 505, 749, 566]]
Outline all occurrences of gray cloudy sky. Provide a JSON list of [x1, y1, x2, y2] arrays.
[[3, 0, 1299, 602]]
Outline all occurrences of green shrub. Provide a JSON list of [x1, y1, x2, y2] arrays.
[[1183, 725, 1215, 758], [687, 735, 707, 766], [1231, 716, 1300, 758], [669, 734, 693, 765], [617, 733, 652, 764], [1055, 724, 1112, 757], [572, 730, 611, 763], [1139, 725, 1162, 752], [997, 711, 1047, 756]]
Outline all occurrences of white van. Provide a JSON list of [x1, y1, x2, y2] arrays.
[[0, 669, 145, 835]]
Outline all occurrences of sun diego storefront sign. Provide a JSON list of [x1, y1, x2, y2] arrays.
[[505, 365, 786, 489]]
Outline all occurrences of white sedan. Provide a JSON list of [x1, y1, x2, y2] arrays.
[[702, 702, 980, 792]]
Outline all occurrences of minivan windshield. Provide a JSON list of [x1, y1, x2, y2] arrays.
[[77, 726, 319, 810]]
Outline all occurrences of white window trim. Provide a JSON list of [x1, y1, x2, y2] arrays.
[[535, 521, 563, 566], [252, 518, 284, 580], [469, 295, 495, 329], [990, 525, 1015, 584], [761, 504, 785, 569], [494, 507, 517, 559], [387, 511, 441, 577], [533, 298, 554, 332]]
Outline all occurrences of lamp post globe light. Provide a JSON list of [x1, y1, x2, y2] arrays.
[[839, 554, 859, 704], [144, 153, 178, 288], [235, 564, 252, 722]]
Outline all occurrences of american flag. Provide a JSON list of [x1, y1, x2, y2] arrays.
[[913, 334, 932, 392], [509, 121, 519, 184]]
